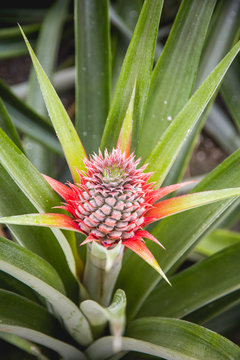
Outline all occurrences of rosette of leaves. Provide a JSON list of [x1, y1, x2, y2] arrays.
[[0, 0, 240, 359]]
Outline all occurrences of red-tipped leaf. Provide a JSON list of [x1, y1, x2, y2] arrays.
[[150, 180, 198, 202], [123, 237, 170, 284], [0, 213, 82, 232], [117, 85, 135, 157], [146, 188, 240, 221], [80, 234, 97, 246], [135, 230, 165, 249], [43, 174, 74, 201]]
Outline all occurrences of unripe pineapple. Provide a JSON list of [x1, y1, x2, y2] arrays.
[[66, 149, 152, 247]]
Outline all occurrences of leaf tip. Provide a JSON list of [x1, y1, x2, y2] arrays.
[[117, 83, 136, 157]]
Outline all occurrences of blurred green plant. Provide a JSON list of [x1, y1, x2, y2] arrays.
[[0, 0, 240, 359]]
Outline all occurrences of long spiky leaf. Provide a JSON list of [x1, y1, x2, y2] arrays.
[[0, 213, 82, 232], [146, 40, 240, 187], [146, 188, 240, 221], [117, 84, 136, 157], [19, 25, 87, 183]]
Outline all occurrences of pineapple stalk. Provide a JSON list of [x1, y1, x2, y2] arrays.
[[83, 241, 123, 306]]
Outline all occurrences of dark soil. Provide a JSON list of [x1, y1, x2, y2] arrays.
[[0, 55, 31, 85], [188, 132, 227, 177]]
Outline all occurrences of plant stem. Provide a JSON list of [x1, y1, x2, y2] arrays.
[[83, 242, 123, 306]]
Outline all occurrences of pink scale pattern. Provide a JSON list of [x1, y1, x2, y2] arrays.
[[63, 149, 154, 247]]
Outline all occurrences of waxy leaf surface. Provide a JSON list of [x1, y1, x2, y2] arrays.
[[0, 290, 86, 360], [0, 238, 92, 346], [146, 41, 240, 187], [20, 26, 87, 182], [86, 318, 240, 359], [138, 243, 240, 318], [101, 0, 163, 150]]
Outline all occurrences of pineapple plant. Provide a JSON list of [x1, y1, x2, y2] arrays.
[[0, 0, 240, 359]]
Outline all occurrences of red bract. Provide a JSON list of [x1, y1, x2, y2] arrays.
[[44, 148, 195, 283]]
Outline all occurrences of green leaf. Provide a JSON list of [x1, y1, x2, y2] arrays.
[[164, 0, 240, 186], [26, 0, 68, 114], [19, 26, 87, 183], [0, 341, 38, 360], [101, 0, 163, 151], [205, 104, 240, 155], [110, 1, 143, 93], [0, 290, 86, 360], [195, 229, 240, 256], [110, 1, 164, 96], [80, 301, 108, 339], [86, 318, 240, 359], [0, 79, 62, 155], [0, 238, 93, 346], [0, 271, 40, 304], [185, 290, 240, 325], [0, 213, 82, 232], [107, 289, 126, 338], [221, 56, 240, 132], [75, 0, 111, 154], [117, 148, 240, 319], [0, 98, 23, 151], [147, 187, 240, 219], [138, 243, 240, 319], [137, 0, 217, 161], [0, 236, 65, 293], [81, 289, 126, 341], [204, 302, 240, 336], [218, 197, 240, 229], [0, 164, 78, 300], [110, 2, 141, 41], [196, 0, 240, 84], [25, 0, 69, 173], [126, 318, 240, 360], [145, 40, 240, 187], [0, 129, 77, 276], [0, 333, 48, 360], [117, 84, 135, 155]]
